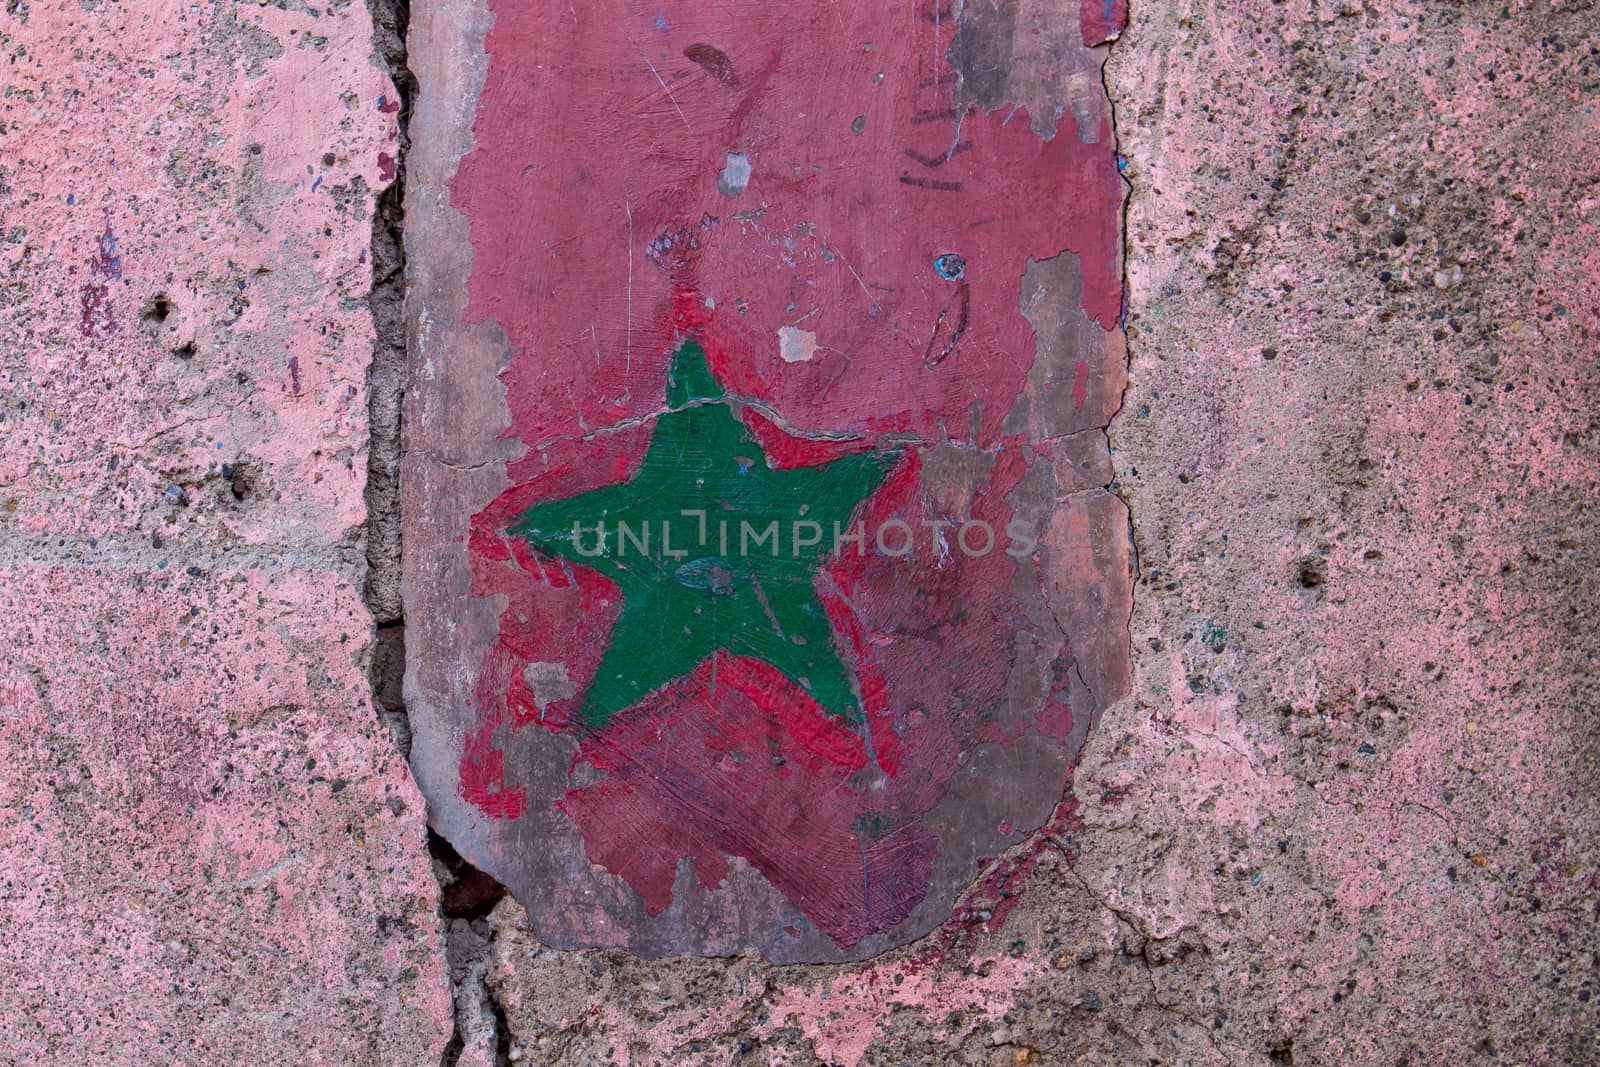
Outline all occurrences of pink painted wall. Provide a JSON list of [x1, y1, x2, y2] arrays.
[[0, 0, 449, 1059], [440, 3, 1600, 1064], [0, 0, 1595, 1063]]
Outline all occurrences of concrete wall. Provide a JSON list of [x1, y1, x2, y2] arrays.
[[1, 0, 1595, 1064], [0, 0, 448, 1060]]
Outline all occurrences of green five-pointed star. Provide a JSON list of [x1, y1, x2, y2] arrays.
[[509, 340, 896, 729]]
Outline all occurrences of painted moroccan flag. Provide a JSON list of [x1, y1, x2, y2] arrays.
[[404, 0, 1131, 961]]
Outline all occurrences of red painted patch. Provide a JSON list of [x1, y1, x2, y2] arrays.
[[453, 2, 1124, 467], [1079, 0, 1128, 47], [79, 212, 120, 337], [459, 714, 528, 820], [739, 407, 877, 470], [560, 654, 937, 946], [437, 0, 1127, 957]]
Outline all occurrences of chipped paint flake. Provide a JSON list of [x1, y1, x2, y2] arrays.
[[777, 324, 818, 362]]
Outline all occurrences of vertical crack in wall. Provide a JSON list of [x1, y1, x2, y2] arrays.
[[364, 0, 413, 759], [1102, 14, 1142, 621], [362, 0, 512, 1062], [433, 830, 513, 1067]]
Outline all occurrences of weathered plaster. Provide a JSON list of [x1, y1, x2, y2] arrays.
[[427, 0, 1600, 1064], [1, 0, 1595, 1062], [0, 0, 450, 1060], [402, 0, 1132, 965]]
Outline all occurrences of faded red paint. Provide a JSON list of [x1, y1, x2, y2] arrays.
[[1079, 0, 1127, 47], [79, 211, 120, 337], [417, 0, 1130, 960], [557, 655, 938, 947], [459, 715, 529, 820], [452, 1, 1123, 460]]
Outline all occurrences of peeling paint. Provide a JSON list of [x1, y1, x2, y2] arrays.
[[405, 0, 1130, 963]]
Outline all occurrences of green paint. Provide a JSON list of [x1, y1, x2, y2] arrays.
[[510, 340, 896, 728]]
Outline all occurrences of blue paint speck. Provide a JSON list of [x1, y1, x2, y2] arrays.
[[933, 253, 966, 281], [96, 226, 122, 280], [655, 14, 668, 29], [312, 175, 323, 191], [66, 194, 75, 205]]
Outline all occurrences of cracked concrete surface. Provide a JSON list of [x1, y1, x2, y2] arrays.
[[0, 0, 451, 1059], [417, 0, 1600, 1063], [0, 0, 1595, 1062], [1101, 0, 1600, 1061]]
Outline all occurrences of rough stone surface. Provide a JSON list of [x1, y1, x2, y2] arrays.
[[0, 0, 450, 1061], [1104, 1, 1599, 1061], [2, 0, 1596, 1062]]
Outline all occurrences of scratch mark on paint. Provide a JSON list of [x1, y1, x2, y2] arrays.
[[904, 142, 972, 168], [898, 174, 964, 192], [625, 196, 635, 398], [818, 231, 878, 309], [635, 42, 690, 126]]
